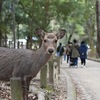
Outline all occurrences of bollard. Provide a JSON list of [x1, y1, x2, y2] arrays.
[[49, 60, 54, 84], [54, 56, 60, 74], [40, 64, 47, 88], [57, 57, 60, 74], [10, 77, 23, 100]]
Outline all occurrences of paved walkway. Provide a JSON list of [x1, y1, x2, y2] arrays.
[[61, 59, 100, 100]]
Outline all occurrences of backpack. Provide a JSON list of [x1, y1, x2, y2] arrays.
[[57, 46, 64, 57]]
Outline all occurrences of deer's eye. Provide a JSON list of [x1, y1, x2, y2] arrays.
[[54, 40, 57, 43], [44, 40, 47, 42]]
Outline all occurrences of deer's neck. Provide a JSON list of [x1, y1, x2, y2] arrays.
[[31, 46, 52, 76]]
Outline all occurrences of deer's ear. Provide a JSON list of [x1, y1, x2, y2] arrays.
[[34, 28, 45, 39], [56, 29, 66, 39]]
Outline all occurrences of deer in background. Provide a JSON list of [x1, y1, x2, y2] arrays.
[[0, 28, 66, 100]]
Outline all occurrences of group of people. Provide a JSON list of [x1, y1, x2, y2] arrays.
[[57, 39, 88, 68]]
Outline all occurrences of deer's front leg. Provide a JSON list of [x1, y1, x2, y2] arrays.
[[22, 76, 32, 100]]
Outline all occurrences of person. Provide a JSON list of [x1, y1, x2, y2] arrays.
[[63, 46, 67, 61], [57, 43, 64, 56], [70, 39, 80, 67], [79, 41, 88, 67], [66, 41, 71, 63], [56, 43, 64, 63]]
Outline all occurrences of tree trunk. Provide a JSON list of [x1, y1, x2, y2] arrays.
[[26, 0, 34, 49], [86, 19, 95, 57], [0, 0, 2, 47], [38, 0, 49, 31], [68, 33, 73, 42], [26, 34, 32, 49], [4, 33, 7, 47], [96, 0, 100, 58], [11, 0, 16, 48]]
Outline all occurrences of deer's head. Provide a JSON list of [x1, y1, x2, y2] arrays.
[[34, 28, 66, 54]]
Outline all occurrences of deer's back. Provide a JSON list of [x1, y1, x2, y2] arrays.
[[0, 47, 33, 81]]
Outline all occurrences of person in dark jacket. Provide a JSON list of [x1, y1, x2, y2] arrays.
[[79, 41, 88, 67], [57, 43, 64, 63], [57, 43, 64, 57]]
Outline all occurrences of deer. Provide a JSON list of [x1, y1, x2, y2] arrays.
[[0, 28, 66, 100]]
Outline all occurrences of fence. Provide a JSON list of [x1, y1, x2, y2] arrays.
[[0, 40, 26, 49], [8, 41, 26, 49], [9, 56, 60, 100]]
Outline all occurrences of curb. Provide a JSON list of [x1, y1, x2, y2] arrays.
[[88, 57, 100, 62], [61, 70, 77, 100]]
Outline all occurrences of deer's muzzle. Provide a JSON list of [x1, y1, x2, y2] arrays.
[[48, 48, 54, 54]]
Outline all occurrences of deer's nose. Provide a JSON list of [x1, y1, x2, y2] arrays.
[[48, 49, 54, 54]]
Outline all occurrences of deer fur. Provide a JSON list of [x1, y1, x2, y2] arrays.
[[0, 28, 66, 99]]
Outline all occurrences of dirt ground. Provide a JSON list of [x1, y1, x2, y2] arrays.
[[0, 71, 67, 100]]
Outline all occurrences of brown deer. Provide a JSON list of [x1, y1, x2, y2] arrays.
[[0, 28, 66, 99]]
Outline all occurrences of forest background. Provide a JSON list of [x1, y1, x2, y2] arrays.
[[0, 0, 100, 58]]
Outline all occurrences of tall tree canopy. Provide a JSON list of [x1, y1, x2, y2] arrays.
[[0, 0, 99, 57]]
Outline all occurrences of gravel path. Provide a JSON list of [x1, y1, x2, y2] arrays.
[[61, 59, 100, 100]]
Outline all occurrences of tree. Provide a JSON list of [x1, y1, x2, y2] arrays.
[[96, 0, 100, 58], [11, 0, 16, 48], [0, 0, 97, 53], [0, 0, 2, 46]]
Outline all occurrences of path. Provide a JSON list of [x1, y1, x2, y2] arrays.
[[61, 59, 100, 100]]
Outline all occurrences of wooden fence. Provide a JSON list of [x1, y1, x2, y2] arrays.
[[10, 56, 60, 100], [0, 40, 25, 49], [1, 40, 38, 49]]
